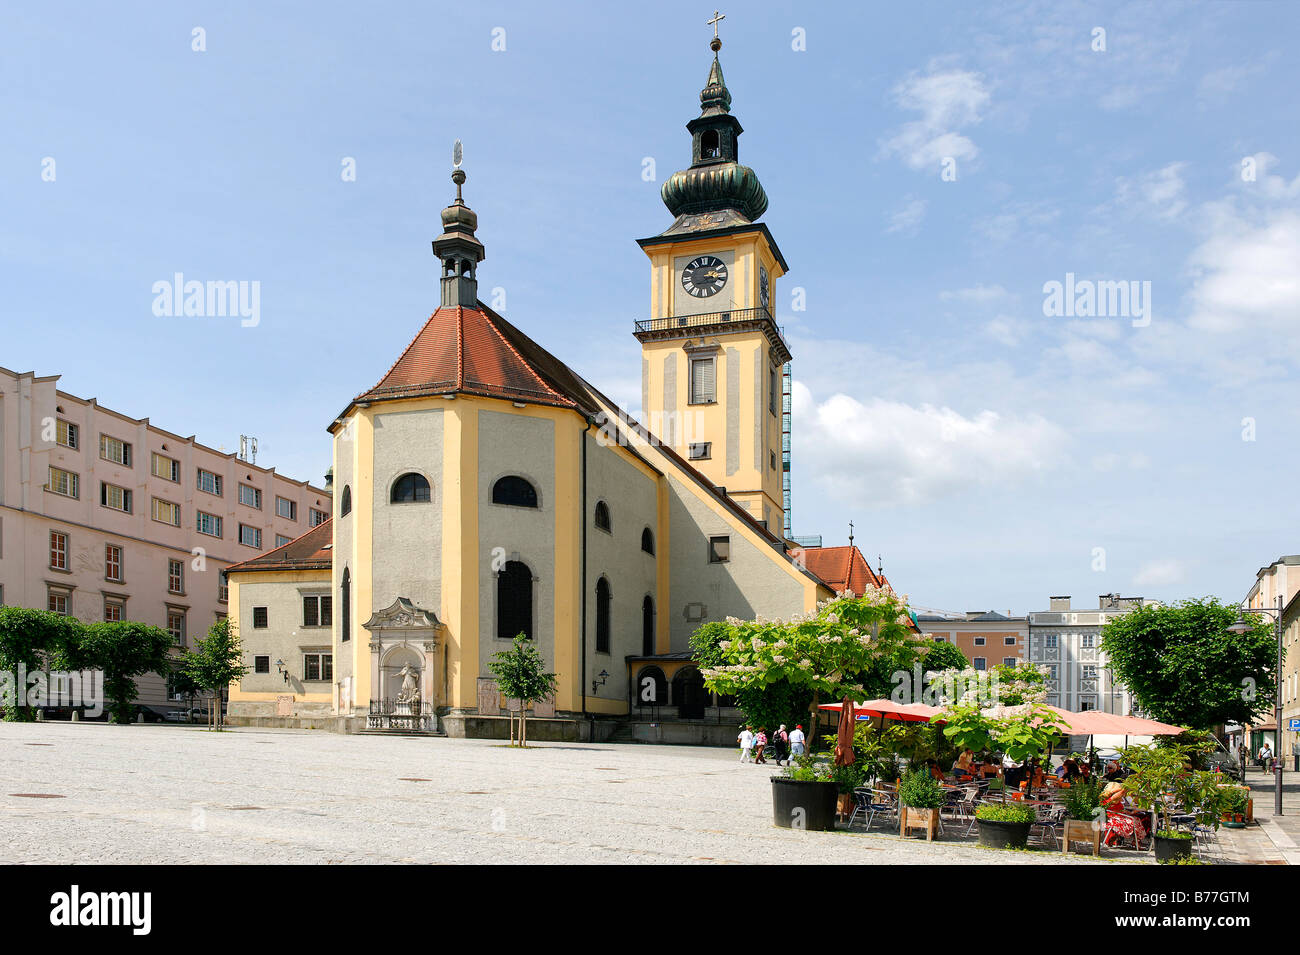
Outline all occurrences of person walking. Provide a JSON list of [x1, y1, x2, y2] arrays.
[[1258, 740, 1273, 773], [754, 727, 768, 764], [788, 724, 806, 761], [772, 724, 789, 765], [737, 725, 755, 763]]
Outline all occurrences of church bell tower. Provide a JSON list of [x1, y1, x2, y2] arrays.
[[635, 19, 791, 536]]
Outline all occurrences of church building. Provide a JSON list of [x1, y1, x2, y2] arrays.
[[225, 33, 897, 740]]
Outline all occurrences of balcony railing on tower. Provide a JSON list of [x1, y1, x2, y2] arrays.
[[633, 306, 790, 363]]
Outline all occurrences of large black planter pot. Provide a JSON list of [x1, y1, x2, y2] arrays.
[[771, 778, 839, 831], [1154, 833, 1194, 863], [977, 819, 1032, 849]]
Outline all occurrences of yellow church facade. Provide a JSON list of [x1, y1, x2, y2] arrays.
[[225, 37, 873, 740]]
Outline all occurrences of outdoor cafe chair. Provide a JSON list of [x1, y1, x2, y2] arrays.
[[850, 788, 898, 833], [1031, 804, 1066, 850], [941, 786, 980, 836]]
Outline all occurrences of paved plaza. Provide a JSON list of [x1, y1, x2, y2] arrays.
[[0, 722, 1164, 865]]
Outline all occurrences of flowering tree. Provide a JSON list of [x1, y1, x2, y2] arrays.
[[928, 660, 1049, 708], [698, 589, 917, 749]]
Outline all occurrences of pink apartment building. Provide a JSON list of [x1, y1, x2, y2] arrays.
[[0, 366, 331, 714]]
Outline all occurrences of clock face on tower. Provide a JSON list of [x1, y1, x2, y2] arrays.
[[681, 255, 728, 298]]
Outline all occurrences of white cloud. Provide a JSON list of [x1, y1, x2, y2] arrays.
[[941, 284, 1009, 303], [886, 197, 927, 235], [881, 66, 989, 171], [983, 315, 1025, 346], [1115, 162, 1188, 219], [1186, 211, 1300, 336], [1133, 559, 1186, 588], [792, 382, 1067, 507]]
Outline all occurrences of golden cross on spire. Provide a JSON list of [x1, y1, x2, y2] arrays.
[[707, 9, 725, 39]]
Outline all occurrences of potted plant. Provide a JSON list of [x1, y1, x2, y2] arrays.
[[975, 801, 1037, 848], [1061, 778, 1104, 856], [1118, 740, 1210, 863], [897, 768, 944, 841], [771, 758, 839, 831]]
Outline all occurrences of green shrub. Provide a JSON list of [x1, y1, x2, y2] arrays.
[[1062, 778, 1104, 822], [1221, 787, 1248, 813], [975, 802, 1036, 824], [1154, 828, 1193, 840], [1161, 855, 1206, 865], [897, 769, 944, 809]]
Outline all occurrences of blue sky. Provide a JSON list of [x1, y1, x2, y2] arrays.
[[3, 1, 1298, 614]]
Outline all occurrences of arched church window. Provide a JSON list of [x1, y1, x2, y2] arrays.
[[340, 485, 352, 516], [391, 472, 431, 503], [498, 560, 533, 641], [341, 568, 351, 643], [492, 475, 538, 508], [596, 577, 612, 654], [594, 500, 611, 532], [642, 595, 655, 657], [641, 527, 655, 555], [702, 129, 720, 159]]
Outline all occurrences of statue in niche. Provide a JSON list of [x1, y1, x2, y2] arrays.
[[395, 663, 421, 705]]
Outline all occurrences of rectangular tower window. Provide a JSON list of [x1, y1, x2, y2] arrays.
[[689, 357, 715, 404], [708, 536, 730, 563], [688, 442, 712, 460]]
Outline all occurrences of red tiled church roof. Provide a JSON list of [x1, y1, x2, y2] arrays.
[[799, 545, 883, 596], [352, 306, 582, 411], [225, 519, 333, 574]]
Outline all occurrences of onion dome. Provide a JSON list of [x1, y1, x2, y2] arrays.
[[660, 42, 768, 224]]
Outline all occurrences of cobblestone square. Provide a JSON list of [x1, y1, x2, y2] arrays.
[[0, 722, 1142, 865]]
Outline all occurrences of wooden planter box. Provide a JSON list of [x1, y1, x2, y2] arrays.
[[1061, 818, 1102, 857], [900, 806, 940, 842]]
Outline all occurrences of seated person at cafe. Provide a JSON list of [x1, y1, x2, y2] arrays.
[[952, 748, 976, 778], [1058, 757, 1081, 781], [1102, 760, 1125, 781], [926, 759, 946, 782]]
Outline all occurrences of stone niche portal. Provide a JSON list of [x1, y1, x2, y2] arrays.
[[363, 597, 444, 710]]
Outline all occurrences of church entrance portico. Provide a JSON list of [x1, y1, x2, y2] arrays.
[[363, 598, 444, 733]]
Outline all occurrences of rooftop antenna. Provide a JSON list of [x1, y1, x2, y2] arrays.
[[848, 520, 854, 548]]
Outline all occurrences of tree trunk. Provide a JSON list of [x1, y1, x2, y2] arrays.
[[808, 691, 820, 759], [521, 705, 528, 749]]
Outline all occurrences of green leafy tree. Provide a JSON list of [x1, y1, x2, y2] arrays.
[[921, 640, 968, 675], [181, 617, 249, 729], [55, 621, 174, 724], [690, 622, 813, 731], [1101, 598, 1278, 729], [1118, 737, 1225, 836], [697, 590, 918, 751], [487, 634, 558, 748], [0, 608, 83, 720]]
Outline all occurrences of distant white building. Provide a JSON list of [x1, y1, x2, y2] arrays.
[[1027, 594, 1157, 715]]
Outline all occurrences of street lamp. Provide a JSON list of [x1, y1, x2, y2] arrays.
[[1228, 594, 1284, 817]]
